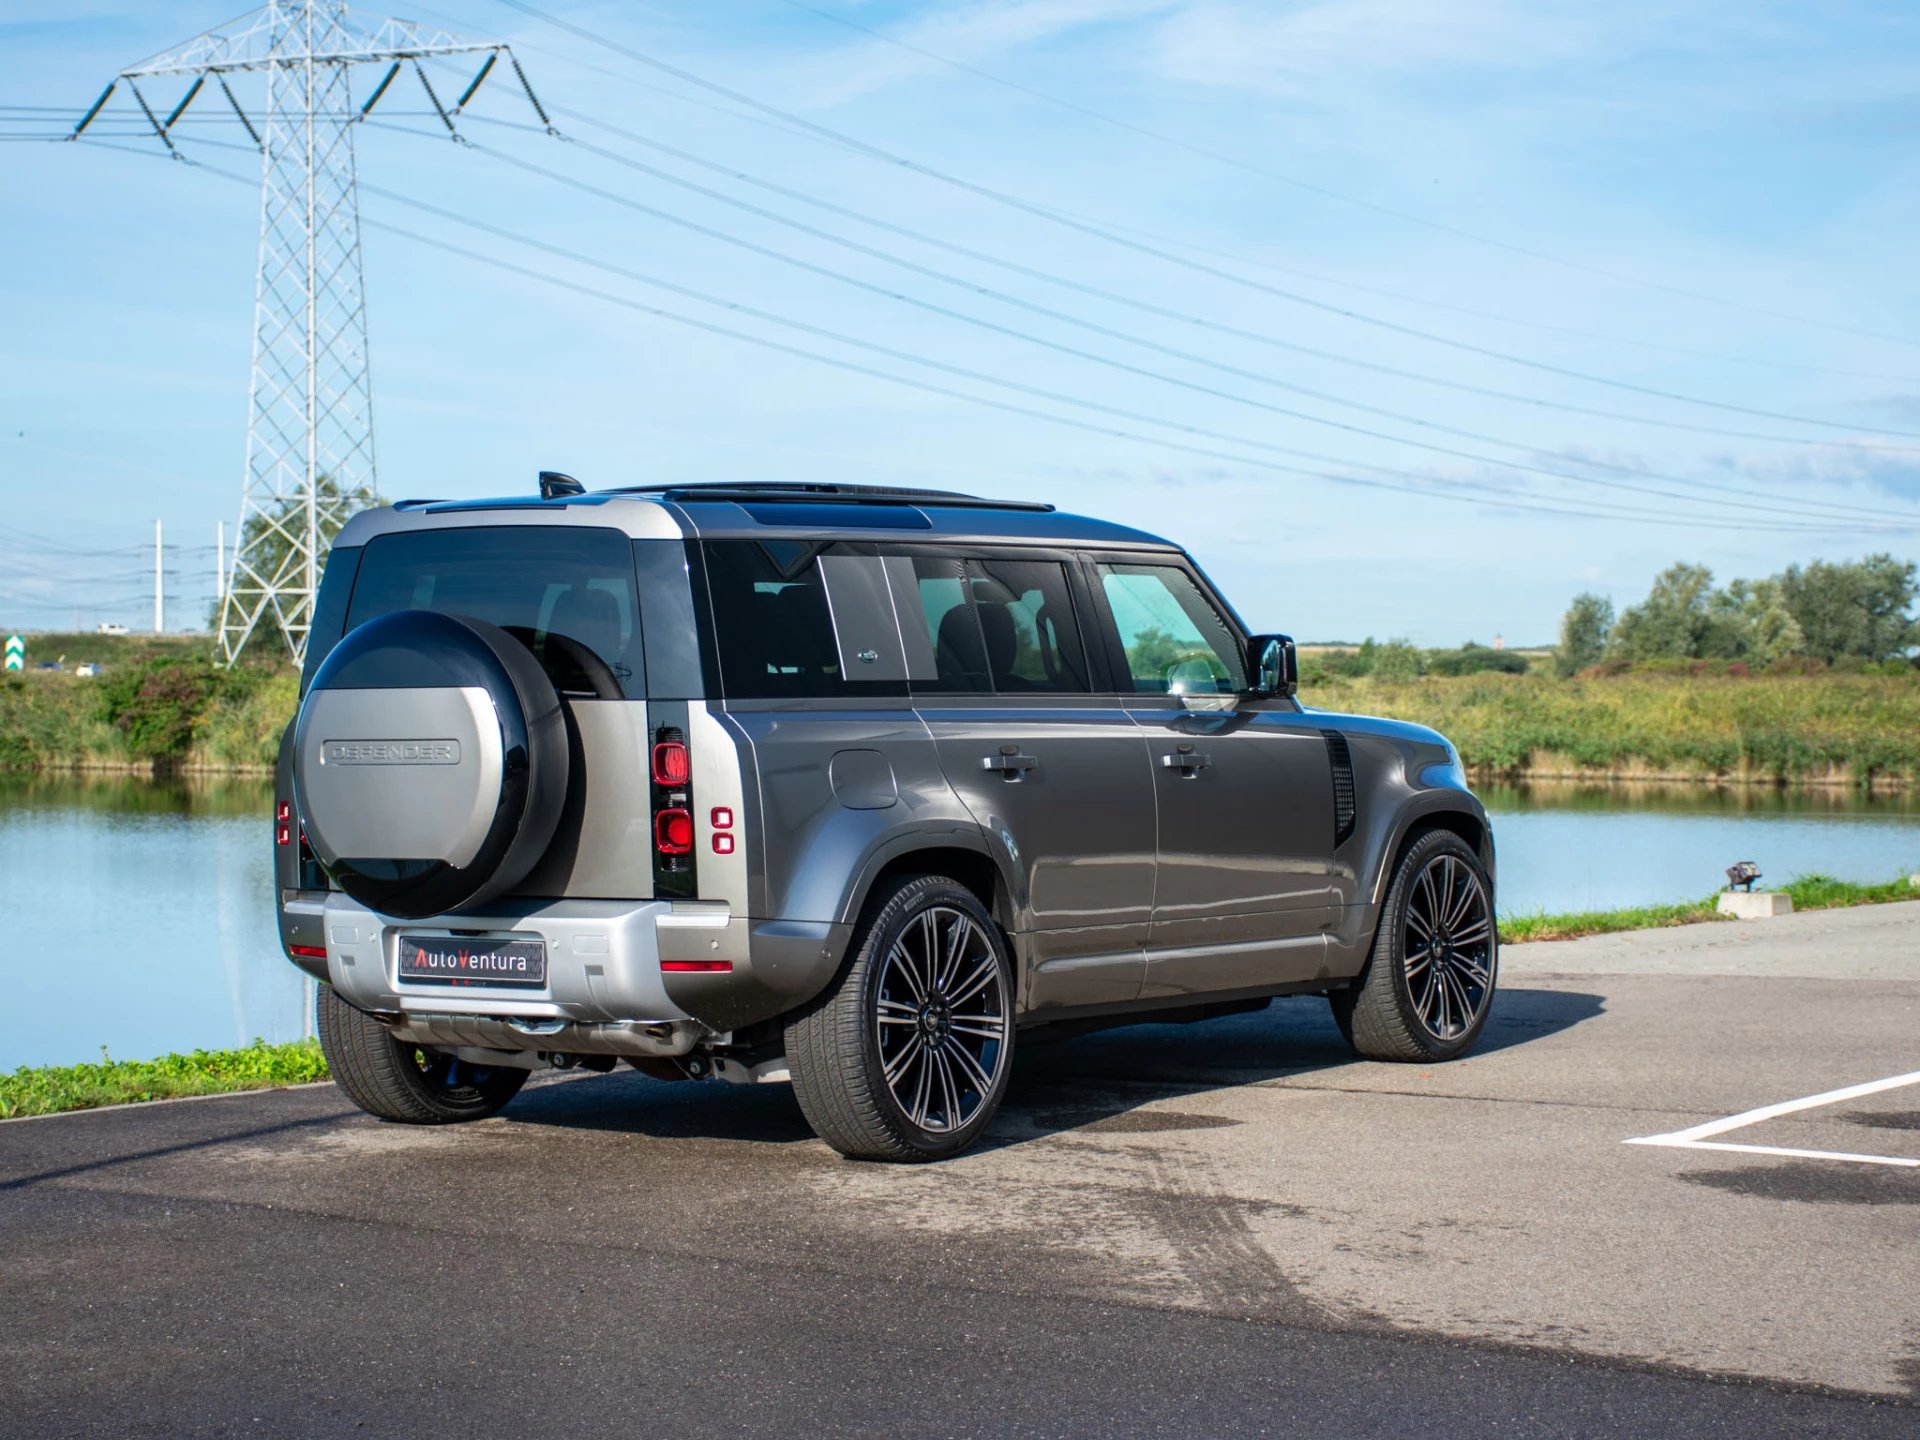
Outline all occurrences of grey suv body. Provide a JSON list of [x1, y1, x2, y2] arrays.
[[278, 483, 1496, 1159]]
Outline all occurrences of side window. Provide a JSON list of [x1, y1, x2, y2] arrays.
[[702, 541, 907, 699], [965, 558, 1090, 693], [1096, 563, 1245, 695], [902, 554, 987, 694]]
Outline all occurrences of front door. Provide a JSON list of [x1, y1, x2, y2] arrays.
[[1091, 559, 1340, 999], [903, 552, 1155, 1012]]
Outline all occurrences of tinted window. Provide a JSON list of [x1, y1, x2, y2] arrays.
[[906, 554, 986, 694], [965, 558, 1089, 693], [703, 541, 907, 699], [346, 527, 643, 697], [300, 544, 362, 694], [1097, 562, 1244, 695]]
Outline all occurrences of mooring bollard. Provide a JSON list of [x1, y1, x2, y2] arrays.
[[1718, 859, 1792, 919]]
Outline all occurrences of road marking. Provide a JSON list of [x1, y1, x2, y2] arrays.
[[1625, 1069, 1920, 1168]]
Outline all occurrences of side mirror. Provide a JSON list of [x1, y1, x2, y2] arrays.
[[1247, 634, 1297, 698]]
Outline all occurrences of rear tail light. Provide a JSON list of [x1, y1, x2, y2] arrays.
[[650, 719, 698, 898], [661, 960, 733, 973], [276, 799, 292, 846], [288, 944, 326, 960], [651, 741, 691, 786], [654, 808, 693, 855]]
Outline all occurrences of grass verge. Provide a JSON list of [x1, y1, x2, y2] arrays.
[[1500, 872, 1919, 943], [0, 1038, 329, 1120]]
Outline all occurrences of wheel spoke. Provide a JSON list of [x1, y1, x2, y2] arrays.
[[1406, 906, 1434, 941], [948, 1039, 994, 1097], [1414, 963, 1440, 1026], [1455, 954, 1491, 988], [1404, 947, 1431, 978], [884, 1034, 921, 1084], [907, 1046, 934, 1126], [946, 951, 999, 1009], [1451, 917, 1492, 947], [931, 1047, 962, 1132], [887, 940, 926, 1003], [937, 912, 971, 991], [918, 912, 943, 989], [1416, 866, 1440, 930], [1446, 865, 1479, 930]]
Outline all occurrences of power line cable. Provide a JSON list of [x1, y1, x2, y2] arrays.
[[766, 0, 1920, 351], [492, 0, 1920, 396], [439, 116, 1915, 524], [72, 135, 1912, 535], [475, 107, 1920, 391]]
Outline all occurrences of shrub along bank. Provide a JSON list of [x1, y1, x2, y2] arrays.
[[0, 658, 295, 773], [1305, 671, 1920, 786], [3, 653, 1919, 786]]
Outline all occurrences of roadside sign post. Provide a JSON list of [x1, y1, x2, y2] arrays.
[[3, 635, 22, 672]]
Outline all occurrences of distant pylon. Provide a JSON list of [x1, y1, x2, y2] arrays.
[[73, 1, 551, 665]]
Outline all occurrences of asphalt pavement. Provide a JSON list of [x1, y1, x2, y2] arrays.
[[4, 902, 1918, 1437]]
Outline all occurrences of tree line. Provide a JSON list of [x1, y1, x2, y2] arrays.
[[1557, 555, 1919, 676]]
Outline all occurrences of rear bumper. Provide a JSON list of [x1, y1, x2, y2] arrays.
[[284, 892, 735, 1056]]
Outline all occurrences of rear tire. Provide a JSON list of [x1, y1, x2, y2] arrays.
[[785, 875, 1015, 1162], [316, 984, 527, 1124], [1332, 829, 1497, 1063]]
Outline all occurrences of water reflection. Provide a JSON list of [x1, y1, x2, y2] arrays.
[[1483, 782, 1920, 916], [0, 774, 300, 1072]]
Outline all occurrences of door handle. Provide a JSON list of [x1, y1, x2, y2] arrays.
[[1160, 749, 1211, 776], [980, 752, 1038, 779]]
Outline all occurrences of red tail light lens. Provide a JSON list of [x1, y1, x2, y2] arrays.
[[651, 741, 691, 787], [288, 944, 326, 960], [276, 824, 292, 847], [661, 960, 734, 973], [654, 808, 694, 855]]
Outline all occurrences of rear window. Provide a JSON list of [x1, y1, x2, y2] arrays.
[[346, 526, 645, 698]]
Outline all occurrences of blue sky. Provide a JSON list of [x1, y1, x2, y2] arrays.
[[2, 0, 1918, 643]]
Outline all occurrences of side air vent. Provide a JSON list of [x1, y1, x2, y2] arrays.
[[1323, 730, 1357, 846]]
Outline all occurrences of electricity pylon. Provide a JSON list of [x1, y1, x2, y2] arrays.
[[74, 2, 550, 665]]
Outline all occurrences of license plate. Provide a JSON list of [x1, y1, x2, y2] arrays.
[[396, 935, 548, 989]]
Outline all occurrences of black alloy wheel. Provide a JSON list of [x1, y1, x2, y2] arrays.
[[785, 875, 1015, 1161], [1332, 829, 1497, 1062]]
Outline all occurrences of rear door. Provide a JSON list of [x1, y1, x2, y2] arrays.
[[1087, 556, 1340, 999], [904, 549, 1155, 1012]]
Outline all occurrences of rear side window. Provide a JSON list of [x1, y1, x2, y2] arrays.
[[346, 527, 645, 698], [702, 541, 907, 700]]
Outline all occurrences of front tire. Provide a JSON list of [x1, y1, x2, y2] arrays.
[[785, 875, 1015, 1162], [1332, 829, 1497, 1062], [316, 984, 528, 1123]]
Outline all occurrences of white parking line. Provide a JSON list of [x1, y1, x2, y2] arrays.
[[1625, 1069, 1920, 1169]]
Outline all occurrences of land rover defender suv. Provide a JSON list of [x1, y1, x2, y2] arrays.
[[277, 481, 1496, 1161]]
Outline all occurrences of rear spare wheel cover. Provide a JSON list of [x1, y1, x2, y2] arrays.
[[293, 610, 570, 920]]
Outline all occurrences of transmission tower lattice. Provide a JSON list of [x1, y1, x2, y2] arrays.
[[74, 1, 550, 664]]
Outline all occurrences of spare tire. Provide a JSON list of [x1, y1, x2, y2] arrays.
[[292, 610, 569, 920]]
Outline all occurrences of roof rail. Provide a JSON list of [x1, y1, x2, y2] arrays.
[[611, 482, 1055, 514]]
